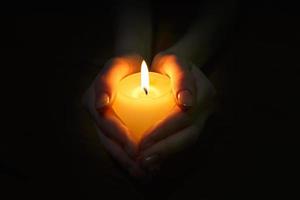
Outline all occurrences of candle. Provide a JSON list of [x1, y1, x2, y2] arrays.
[[112, 61, 176, 144]]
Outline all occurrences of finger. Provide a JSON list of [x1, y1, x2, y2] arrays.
[[97, 109, 138, 157], [96, 128, 145, 177], [139, 66, 216, 151], [95, 56, 142, 110], [139, 124, 203, 170], [191, 65, 216, 111], [83, 86, 137, 157], [151, 54, 196, 110], [140, 106, 191, 151]]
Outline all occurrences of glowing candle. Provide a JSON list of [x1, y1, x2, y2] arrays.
[[112, 61, 176, 144]]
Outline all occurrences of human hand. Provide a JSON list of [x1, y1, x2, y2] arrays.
[[82, 54, 145, 177], [139, 53, 216, 172]]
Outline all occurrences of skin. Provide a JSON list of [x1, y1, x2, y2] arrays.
[[139, 54, 216, 172], [82, 53, 216, 177], [82, 0, 236, 177], [82, 55, 146, 177], [137, 0, 237, 172]]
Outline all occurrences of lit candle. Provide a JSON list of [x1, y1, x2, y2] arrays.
[[112, 61, 176, 144]]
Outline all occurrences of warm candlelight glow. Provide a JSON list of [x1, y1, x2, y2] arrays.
[[141, 60, 149, 95], [112, 60, 176, 144]]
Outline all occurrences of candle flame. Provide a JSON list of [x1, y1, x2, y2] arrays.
[[141, 60, 150, 95]]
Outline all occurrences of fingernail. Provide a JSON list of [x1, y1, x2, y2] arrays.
[[141, 154, 159, 168], [177, 90, 194, 108], [96, 93, 109, 109]]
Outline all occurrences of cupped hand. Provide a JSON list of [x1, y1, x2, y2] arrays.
[[139, 53, 216, 172], [82, 54, 145, 177]]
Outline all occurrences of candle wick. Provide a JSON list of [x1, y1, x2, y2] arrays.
[[143, 88, 148, 95]]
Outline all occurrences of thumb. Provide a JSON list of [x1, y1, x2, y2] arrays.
[[173, 69, 195, 110], [152, 54, 196, 110], [94, 57, 141, 110]]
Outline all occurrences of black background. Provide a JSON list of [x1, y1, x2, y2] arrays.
[[1, 1, 299, 199]]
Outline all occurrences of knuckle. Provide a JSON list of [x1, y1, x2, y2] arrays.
[[154, 53, 178, 66], [161, 53, 179, 64]]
